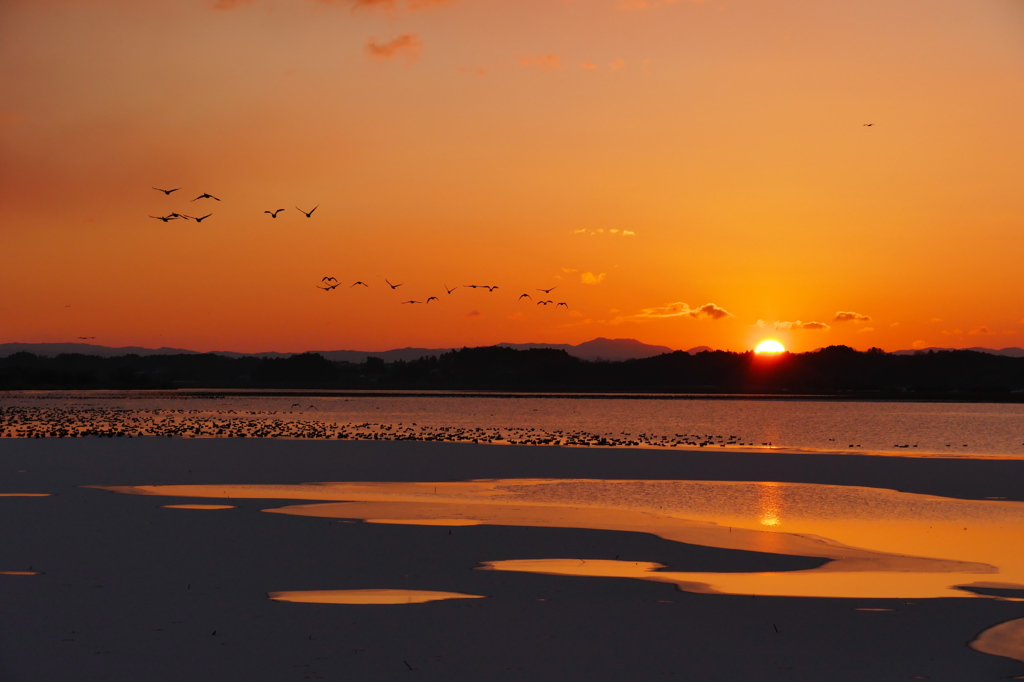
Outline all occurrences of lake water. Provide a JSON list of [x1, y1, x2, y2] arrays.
[[2, 390, 1023, 458]]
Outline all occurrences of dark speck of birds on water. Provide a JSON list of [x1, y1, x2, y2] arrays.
[[265, 209, 284, 218]]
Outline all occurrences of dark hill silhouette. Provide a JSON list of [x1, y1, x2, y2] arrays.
[[0, 338, 680, 363], [2, 344, 1023, 398]]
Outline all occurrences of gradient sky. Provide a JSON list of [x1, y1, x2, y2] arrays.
[[2, 0, 1023, 353]]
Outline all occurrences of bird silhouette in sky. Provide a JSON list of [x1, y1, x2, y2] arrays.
[[192, 193, 220, 201], [152, 187, 179, 195], [426, 296, 439, 304], [863, 123, 874, 127], [192, 214, 213, 223], [386, 279, 403, 289], [351, 281, 369, 287], [296, 205, 318, 217], [463, 284, 480, 289], [168, 212, 189, 219], [78, 336, 96, 340], [556, 302, 568, 308], [537, 286, 557, 294], [322, 276, 338, 283], [316, 283, 340, 291], [150, 215, 178, 222], [485, 285, 499, 292], [444, 284, 458, 294], [518, 293, 532, 301], [401, 300, 422, 304], [265, 209, 284, 218]]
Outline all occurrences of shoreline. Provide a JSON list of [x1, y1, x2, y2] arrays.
[[2, 438, 1023, 680]]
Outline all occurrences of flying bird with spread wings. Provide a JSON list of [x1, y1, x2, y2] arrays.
[[152, 187, 180, 195], [265, 209, 285, 218], [296, 205, 318, 217], [192, 193, 220, 201]]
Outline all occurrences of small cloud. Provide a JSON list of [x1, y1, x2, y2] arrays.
[[774, 320, 831, 331], [834, 311, 871, 323], [634, 302, 733, 321], [571, 229, 587, 234], [580, 61, 597, 70], [465, 310, 482, 319], [968, 326, 993, 335], [212, 0, 253, 9], [561, 267, 579, 274], [366, 34, 422, 62], [610, 57, 625, 73], [890, 322, 899, 328], [857, 327, 875, 334], [568, 310, 583, 318], [520, 54, 561, 70], [930, 318, 943, 323], [581, 272, 606, 285], [912, 339, 927, 349]]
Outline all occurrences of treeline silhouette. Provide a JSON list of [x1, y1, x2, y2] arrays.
[[2, 345, 1024, 399]]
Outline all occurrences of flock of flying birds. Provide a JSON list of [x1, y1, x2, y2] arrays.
[[150, 186, 570, 308], [317, 275, 569, 307], [149, 186, 318, 223]]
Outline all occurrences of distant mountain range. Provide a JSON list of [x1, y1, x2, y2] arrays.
[[890, 347, 1024, 358], [0, 337, 696, 363], [5, 340, 1024, 362]]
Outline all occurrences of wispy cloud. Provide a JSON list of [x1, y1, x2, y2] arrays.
[[834, 311, 871, 323], [366, 34, 422, 62], [319, 0, 453, 12], [572, 228, 637, 237], [465, 310, 482, 319], [520, 54, 561, 70], [618, 0, 704, 10], [212, 0, 253, 9], [756, 319, 831, 331], [857, 327, 875, 334], [581, 271, 606, 285]]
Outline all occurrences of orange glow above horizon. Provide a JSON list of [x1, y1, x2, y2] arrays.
[[2, 0, 1024, 354]]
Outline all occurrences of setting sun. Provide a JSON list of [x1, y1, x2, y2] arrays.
[[755, 340, 786, 354]]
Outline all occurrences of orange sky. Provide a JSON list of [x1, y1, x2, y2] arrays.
[[2, 0, 1023, 353]]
